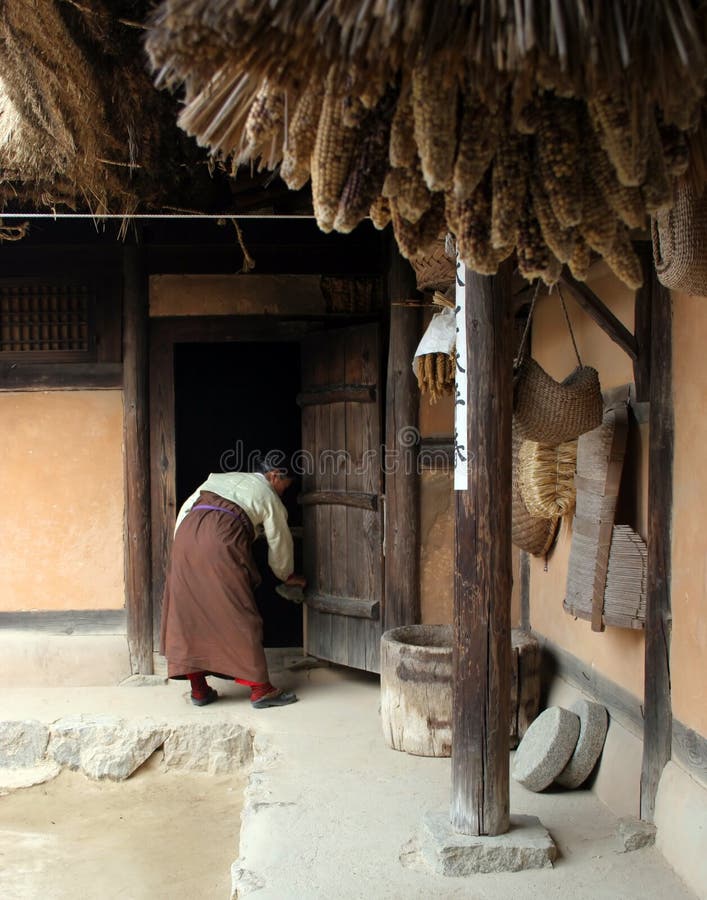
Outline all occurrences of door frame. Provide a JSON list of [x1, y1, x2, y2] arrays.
[[148, 314, 378, 651]]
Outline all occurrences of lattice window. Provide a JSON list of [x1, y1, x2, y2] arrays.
[[0, 281, 97, 362]]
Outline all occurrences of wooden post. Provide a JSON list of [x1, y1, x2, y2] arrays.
[[640, 267, 673, 821], [123, 243, 153, 675], [451, 263, 513, 836], [384, 247, 421, 631]]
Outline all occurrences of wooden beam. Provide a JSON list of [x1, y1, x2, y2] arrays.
[[519, 551, 531, 631], [0, 362, 122, 391], [305, 592, 380, 620], [123, 243, 153, 675], [452, 262, 513, 836], [640, 267, 674, 822], [298, 490, 378, 511], [296, 385, 376, 406], [560, 269, 639, 361], [383, 247, 421, 631], [633, 246, 653, 403], [0, 609, 126, 635]]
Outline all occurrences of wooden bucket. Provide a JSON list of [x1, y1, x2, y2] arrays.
[[380, 625, 541, 756]]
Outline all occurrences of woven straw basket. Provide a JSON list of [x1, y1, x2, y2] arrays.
[[518, 439, 578, 519], [514, 356, 603, 445], [652, 179, 707, 296], [411, 238, 457, 291], [512, 423, 559, 556]]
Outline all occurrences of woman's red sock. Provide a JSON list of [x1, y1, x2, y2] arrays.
[[187, 671, 210, 699], [235, 677, 275, 702]]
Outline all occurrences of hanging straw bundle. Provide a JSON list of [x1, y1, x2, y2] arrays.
[[512, 421, 560, 557], [518, 439, 578, 519]]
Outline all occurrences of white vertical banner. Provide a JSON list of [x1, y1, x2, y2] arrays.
[[454, 255, 468, 491]]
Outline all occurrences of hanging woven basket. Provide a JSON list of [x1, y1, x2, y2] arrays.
[[410, 237, 457, 292], [652, 178, 707, 296], [518, 438, 578, 519], [512, 422, 559, 557], [514, 357, 603, 444]]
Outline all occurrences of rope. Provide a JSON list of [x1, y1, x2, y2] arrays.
[[557, 284, 583, 367], [231, 218, 256, 272], [514, 279, 542, 367]]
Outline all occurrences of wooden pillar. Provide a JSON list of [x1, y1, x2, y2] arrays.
[[384, 248, 421, 631], [123, 243, 153, 675], [451, 263, 513, 836], [640, 267, 673, 821]]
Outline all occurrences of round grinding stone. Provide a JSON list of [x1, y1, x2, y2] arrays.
[[555, 699, 608, 789], [512, 707, 580, 792]]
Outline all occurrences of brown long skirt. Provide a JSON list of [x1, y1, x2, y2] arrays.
[[160, 491, 269, 683]]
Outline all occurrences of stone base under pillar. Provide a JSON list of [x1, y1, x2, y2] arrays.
[[420, 811, 557, 876]]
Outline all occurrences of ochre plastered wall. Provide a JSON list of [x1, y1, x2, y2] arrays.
[[0, 391, 124, 612], [670, 292, 707, 737], [528, 264, 646, 701]]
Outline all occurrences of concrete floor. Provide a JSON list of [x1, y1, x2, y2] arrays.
[[0, 651, 698, 900]]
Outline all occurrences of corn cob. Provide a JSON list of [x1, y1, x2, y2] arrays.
[[536, 95, 582, 228], [389, 81, 417, 169], [453, 90, 501, 198], [243, 80, 285, 161], [512, 84, 541, 135], [334, 89, 396, 234], [391, 193, 445, 260], [311, 69, 356, 233], [369, 195, 391, 230], [382, 160, 432, 224], [584, 122, 645, 229], [604, 224, 644, 290], [589, 88, 649, 187], [516, 189, 562, 286], [641, 113, 673, 214], [531, 175, 575, 262], [659, 124, 689, 177], [281, 79, 324, 190], [447, 173, 513, 275], [579, 167, 617, 255], [490, 131, 529, 249], [411, 56, 459, 191], [568, 233, 592, 281], [415, 352, 455, 404]]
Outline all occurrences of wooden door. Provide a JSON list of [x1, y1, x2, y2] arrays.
[[299, 323, 383, 672]]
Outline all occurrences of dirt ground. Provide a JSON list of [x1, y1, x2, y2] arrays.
[[0, 754, 245, 900]]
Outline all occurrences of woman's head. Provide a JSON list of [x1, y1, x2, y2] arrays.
[[255, 457, 293, 496]]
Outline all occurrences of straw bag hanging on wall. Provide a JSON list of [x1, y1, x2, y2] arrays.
[[514, 286, 603, 445], [512, 421, 559, 557], [518, 438, 578, 519], [652, 178, 707, 296]]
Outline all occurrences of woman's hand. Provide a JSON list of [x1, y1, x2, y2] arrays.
[[285, 573, 307, 589]]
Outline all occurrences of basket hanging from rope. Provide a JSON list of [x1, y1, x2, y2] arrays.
[[410, 236, 457, 292], [514, 285, 603, 444], [512, 421, 559, 557], [518, 438, 578, 519], [652, 178, 707, 296]]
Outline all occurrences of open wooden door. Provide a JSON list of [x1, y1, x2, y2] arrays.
[[299, 323, 383, 672]]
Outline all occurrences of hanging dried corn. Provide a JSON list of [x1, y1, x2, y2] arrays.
[[334, 87, 396, 233], [382, 160, 432, 225], [531, 176, 575, 263], [453, 87, 500, 198], [578, 166, 617, 255], [280, 78, 324, 190], [311, 67, 357, 232], [411, 55, 458, 192], [568, 233, 592, 282], [516, 188, 562, 286], [604, 224, 643, 290], [369, 196, 391, 230], [584, 121, 646, 229], [389, 79, 417, 169], [641, 114, 673, 214], [536, 95, 582, 229], [391, 193, 445, 260], [589, 87, 649, 187], [490, 129, 529, 250], [242, 80, 285, 165], [447, 170, 512, 275]]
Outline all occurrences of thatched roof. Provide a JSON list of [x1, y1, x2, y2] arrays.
[[0, 0, 310, 218], [145, 1, 707, 288]]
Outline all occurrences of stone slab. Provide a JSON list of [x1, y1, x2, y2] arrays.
[[556, 700, 608, 788], [48, 715, 168, 780], [512, 706, 580, 792], [162, 723, 254, 774], [420, 811, 557, 875], [0, 760, 61, 794], [616, 817, 657, 852], [0, 720, 49, 768]]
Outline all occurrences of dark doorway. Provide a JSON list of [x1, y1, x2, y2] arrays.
[[174, 341, 303, 647]]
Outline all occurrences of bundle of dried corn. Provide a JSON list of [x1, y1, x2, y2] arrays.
[[146, 0, 707, 289], [414, 353, 456, 404]]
